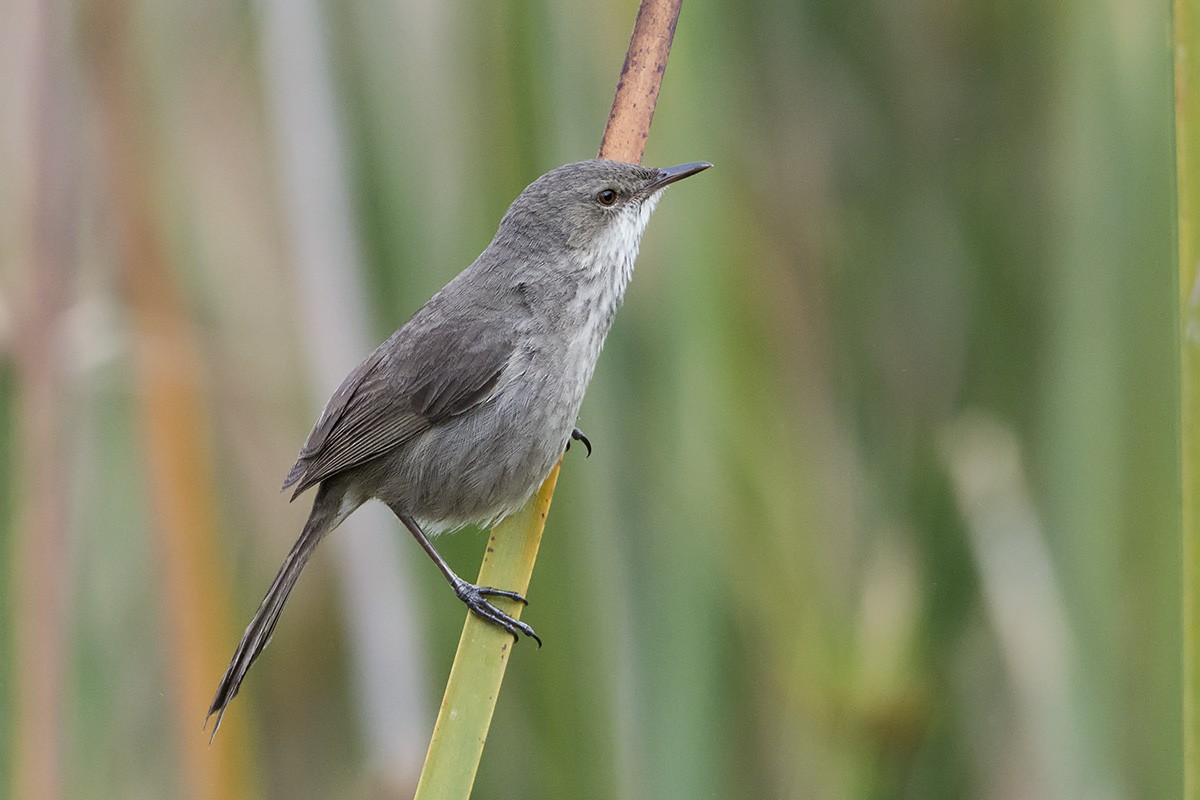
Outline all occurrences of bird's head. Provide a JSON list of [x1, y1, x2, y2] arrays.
[[496, 158, 711, 263]]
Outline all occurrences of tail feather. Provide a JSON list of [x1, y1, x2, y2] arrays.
[[205, 483, 347, 740]]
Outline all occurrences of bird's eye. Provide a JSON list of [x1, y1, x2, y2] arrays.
[[596, 188, 618, 206]]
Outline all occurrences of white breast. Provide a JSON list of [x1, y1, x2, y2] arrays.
[[560, 191, 663, 400]]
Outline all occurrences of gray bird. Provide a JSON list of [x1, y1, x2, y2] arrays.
[[206, 158, 711, 735]]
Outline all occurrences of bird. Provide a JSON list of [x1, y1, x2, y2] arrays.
[[206, 157, 711, 737]]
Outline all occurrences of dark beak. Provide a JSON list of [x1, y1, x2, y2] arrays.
[[646, 161, 712, 192]]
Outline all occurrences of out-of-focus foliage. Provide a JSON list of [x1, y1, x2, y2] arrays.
[[1181, 0, 1200, 788], [0, 0, 1178, 797]]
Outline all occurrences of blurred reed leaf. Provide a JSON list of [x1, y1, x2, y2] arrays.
[[1178, 0, 1200, 793]]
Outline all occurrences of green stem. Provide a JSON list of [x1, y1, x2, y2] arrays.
[[412, 463, 560, 800]]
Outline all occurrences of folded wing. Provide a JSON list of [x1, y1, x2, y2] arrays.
[[283, 314, 515, 498]]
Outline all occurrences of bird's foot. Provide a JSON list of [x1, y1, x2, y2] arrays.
[[453, 580, 542, 647], [566, 427, 592, 457]]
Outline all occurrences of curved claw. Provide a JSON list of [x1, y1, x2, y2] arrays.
[[454, 580, 542, 647], [568, 427, 592, 458]]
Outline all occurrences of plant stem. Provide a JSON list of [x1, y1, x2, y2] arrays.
[[412, 465, 559, 799], [599, 0, 683, 162]]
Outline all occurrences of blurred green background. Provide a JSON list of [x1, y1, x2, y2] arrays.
[[0, 0, 1181, 798]]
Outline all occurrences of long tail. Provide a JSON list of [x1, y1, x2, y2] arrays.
[[205, 482, 350, 740]]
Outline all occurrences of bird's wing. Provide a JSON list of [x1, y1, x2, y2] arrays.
[[283, 314, 515, 498]]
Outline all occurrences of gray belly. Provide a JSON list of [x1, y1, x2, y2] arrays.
[[361, 358, 585, 534]]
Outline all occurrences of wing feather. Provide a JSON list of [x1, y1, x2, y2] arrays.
[[283, 313, 514, 497]]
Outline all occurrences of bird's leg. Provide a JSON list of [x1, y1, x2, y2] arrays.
[[392, 509, 542, 647], [566, 427, 592, 457]]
